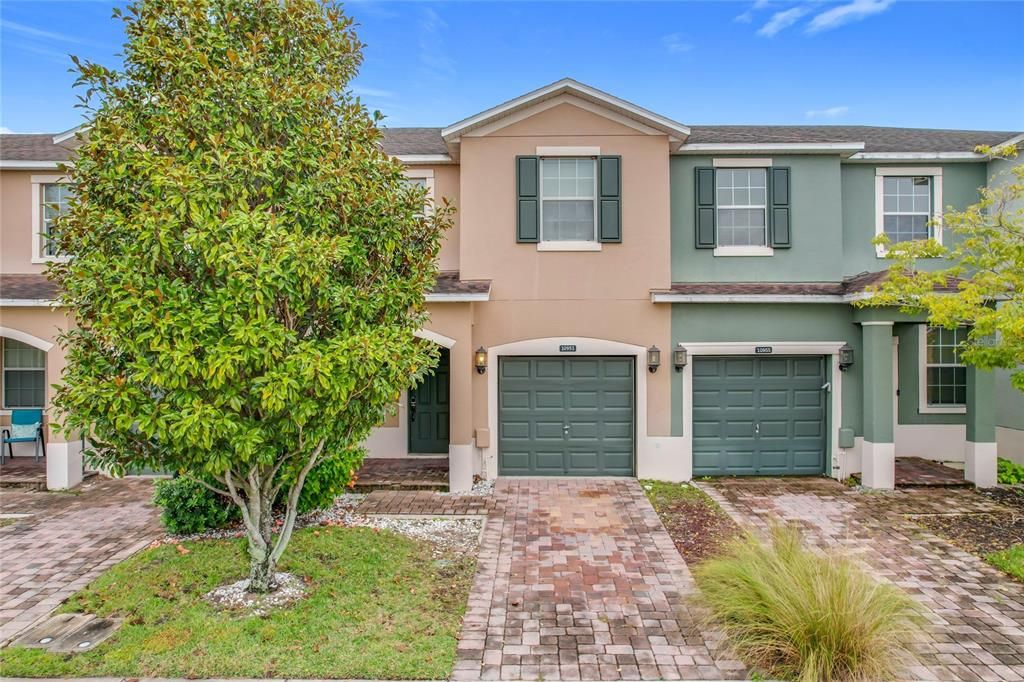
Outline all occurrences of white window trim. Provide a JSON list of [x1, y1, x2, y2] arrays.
[[713, 245, 774, 257], [537, 155, 599, 249], [403, 168, 435, 215], [715, 167, 770, 251], [917, 324, 967, 414], [712, 157, 773, 168], [1, 338, 47, 410], [874, 167, 943, 258], [30, 174, 72, 264]]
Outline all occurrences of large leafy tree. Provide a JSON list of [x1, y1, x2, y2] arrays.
[[53, 0, 451, 591], [860, 145, 1022, 389]]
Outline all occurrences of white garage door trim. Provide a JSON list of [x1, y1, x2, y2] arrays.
[[678, 342, 846, 480], [483, 337, 649, 479]]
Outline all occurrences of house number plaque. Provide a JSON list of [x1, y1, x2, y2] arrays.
[[559, 345, 577, 352], [755, 346, 773, 354]]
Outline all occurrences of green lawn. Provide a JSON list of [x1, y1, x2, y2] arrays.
[[0, 526, 476, 679], [986, 544, 1024, 582]]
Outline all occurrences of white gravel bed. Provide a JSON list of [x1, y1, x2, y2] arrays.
[[444, 478, 495, 497], [159, 492, 482, 557], [204, 572, 306, 616]]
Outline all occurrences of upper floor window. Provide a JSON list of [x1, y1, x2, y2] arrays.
[[402, 170, 434, 216], [2, 339, 46, 409], [875, 167, 943, 257], [883, 176, 931, 243], [540, 157, 596, 243], [716, 168, 767, 248], [31, 175, 74, 263], [920, 325, 967, 413]]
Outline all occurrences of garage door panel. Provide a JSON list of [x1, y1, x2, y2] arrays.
[[499, 356, 634, 476], [693, 356, 825, 476]]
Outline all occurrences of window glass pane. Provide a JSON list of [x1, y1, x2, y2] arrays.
[[541, 200, 595, 241], [925, 326, 968, 406], [3, 370, 45, 408], [882, 176, 931, 244], [3, 340, 45, 369]]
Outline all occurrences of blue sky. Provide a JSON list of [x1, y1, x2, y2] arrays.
[[2, 1, 1023, 134]]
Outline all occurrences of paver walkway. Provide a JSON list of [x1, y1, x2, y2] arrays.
[[0, 477, 161, 645], [704, 478, 1024, 682], [453, 478, 746, 681]]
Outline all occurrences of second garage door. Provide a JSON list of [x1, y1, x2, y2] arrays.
[[693, 356, 827, 476], [499, 356, 634, 476]]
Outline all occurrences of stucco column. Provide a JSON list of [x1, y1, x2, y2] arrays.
[[964, 364, 997, 487], [861, 321, 895, 489], [447, 338, 474, 492]]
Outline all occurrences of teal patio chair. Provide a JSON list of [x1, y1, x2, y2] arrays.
[[1, 409, 46, 463]]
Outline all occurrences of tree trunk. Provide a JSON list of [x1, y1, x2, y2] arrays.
[[246, 498, 278, 593]]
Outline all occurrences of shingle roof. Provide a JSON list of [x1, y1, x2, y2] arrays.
[[5, 125, 1018, 161], [0, 272, 489, 301], [0, 134, 72, 161], [0, 274, 61, 300], [684, 126, 1018, 153], [658, 270, 962, 298], [380, 128, 447, 156]]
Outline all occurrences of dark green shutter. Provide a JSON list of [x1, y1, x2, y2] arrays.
[[598, 156, 621, 243], [516, 156, 539, 243], [695, 167, 716, 248], [770, 166, 791, 248]]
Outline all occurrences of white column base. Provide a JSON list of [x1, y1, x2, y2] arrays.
[[964, 441, 998, 488], [46, 440, 84, 490], [861, 440, 895, 490], [449, 443, 475, 492]]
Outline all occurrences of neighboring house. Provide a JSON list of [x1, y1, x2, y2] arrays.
[[1, 78, 1021, 491]]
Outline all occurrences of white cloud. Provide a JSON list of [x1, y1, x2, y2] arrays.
[[807, 0, 894, 34], [418, 7, 455, 80], [806, 105, 851, 119], [735, 0, 772, 24], [351, 85, 396, 99], [0, 126, 15, 134], [757, 6, 810, 37], [661, 33, 695, 54]]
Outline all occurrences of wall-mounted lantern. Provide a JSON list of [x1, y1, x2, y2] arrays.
[[474, 347, 488, 374], [647, 345, 661, 374], [838, 343, 855, 372], [673, 345, 688, 372]]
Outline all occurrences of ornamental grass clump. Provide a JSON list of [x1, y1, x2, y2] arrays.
[[693, 524, 920, 682]]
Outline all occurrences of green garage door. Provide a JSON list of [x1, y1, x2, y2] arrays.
[[499, 356, 634, 476], [693, 356, 826, 476]]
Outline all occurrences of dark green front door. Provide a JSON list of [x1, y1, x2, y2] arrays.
[[693, 356, 826, 476], [408, 349, 450, 454], [499, 356, 634, 476]]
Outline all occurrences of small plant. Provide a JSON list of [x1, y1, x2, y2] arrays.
[[997, 458, 1024, 485], [153, 477, 238, 535], [694, 524, 919, 682]]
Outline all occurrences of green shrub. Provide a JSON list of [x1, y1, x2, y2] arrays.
[[694, 525, 919, 682], [997, 458, 1024, 485], [292, 448, 364, 513], [153, 476, 238, 535]]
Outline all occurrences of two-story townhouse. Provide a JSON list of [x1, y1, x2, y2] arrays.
[[2, 79, 1021, 491]]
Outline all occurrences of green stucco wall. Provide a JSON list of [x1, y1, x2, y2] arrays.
[[996, 369, 1024, 431], [840, 162, 988, 275], [670, 155, 845, 282], [670, 304, 862, 438]]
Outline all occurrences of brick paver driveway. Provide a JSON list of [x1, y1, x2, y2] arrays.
[[704, 478, 1024, 682], [0, 477, 160, 645], [454, 478, 745, 681]]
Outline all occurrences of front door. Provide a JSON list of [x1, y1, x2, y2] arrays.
[[408, 349, 450, 454]]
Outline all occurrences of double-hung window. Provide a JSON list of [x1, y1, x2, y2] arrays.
[[2, 339, 46, 409], [716, 168, 767, 247], [875, 167, 942, 256], [539, 157, 597, 243], [31, 176, 74, 262], [921, 325, 967, 411]]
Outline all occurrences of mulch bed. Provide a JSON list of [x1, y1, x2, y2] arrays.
[[911, 486, 1024, 556], [645, 483, 742, 564]]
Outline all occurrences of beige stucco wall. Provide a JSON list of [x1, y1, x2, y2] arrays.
[[1, 170, 45, 275], [0, 305, 72, 441], [432, 164, 461, 272]]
